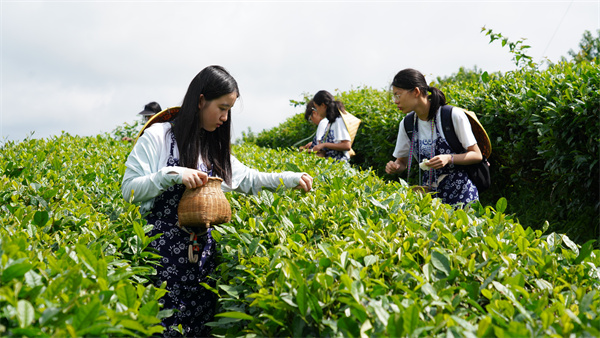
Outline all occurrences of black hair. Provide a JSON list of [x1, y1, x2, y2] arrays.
[[312, 90, 345, 123], [145, 102, 162, 114], [304, 100, 315, 122], [391, 68, 446, 121], [171, 65, 238, 185]]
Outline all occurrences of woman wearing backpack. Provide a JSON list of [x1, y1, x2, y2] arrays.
[[385, 68, 483, 205], [307, 90, 352, 161]]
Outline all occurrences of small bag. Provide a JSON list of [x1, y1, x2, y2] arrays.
[[463, 156, 491, 191]]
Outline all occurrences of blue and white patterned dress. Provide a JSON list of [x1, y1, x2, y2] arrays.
[[412, 118, 479, 205], [310, 122, 349, 162], [146, 133, 218, 337]]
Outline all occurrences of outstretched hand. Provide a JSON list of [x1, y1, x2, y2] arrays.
[[385, 160, 404, 174], [182, 169, 209, 189], [299, 142, 313, 151], [295, 174, 313, 192]]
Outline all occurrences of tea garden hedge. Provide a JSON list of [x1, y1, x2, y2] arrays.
[[1, 132, 599, 336], [1, 30, 599, 337], [245, 29, 600, 246]]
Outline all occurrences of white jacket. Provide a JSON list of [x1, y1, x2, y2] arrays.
[[121, 122, 306, 213]]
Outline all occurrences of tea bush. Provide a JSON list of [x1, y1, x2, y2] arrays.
[[243, 54, 599, 245], [1, 133, 599, 336], [443, 58, 599, 243], [0, 134, 168, 336], [211, 143, 600, 337]]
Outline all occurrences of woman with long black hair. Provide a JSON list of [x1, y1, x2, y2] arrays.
[[309, 90, 352, 161], [385, 68, 482, 205], [122, 65, 312, 336]]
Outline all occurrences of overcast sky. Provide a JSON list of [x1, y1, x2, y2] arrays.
[[1, 0, 598, 143]]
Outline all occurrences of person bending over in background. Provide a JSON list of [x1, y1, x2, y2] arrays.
[[299, 100, 327, 151], [139, 101, 163, 122], [121, 65, 313, 337], [385, 68, 482, 205], [307, 90, 352, 161], [122, 101, 164, 142]]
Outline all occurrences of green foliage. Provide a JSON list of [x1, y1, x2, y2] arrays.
[[209, 143, 600, 337], [240, 95, 315, 149], [566, 29, 600, 63], [247, 86, 400, 177], [111, 119, 144, 141], [1, 130, 599, 337], [0, 133, 166, 336], [445, 58, 600, 243], [243, 30, 599, 245], [481, 27, 536, 68], [335, 87, 400, 171], [2, 27, 598, 336]]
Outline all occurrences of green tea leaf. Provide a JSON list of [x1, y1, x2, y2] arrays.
[[307, 292, 323, 323], [73, 297, 101, 330], [33, 210, 49, 226], [284, 162, 301, 172], [297, 283, 308, 317], [403, 305, 419, 334], [430, 250, 451, 276], [495, 197, 507, 213], [117, 284, 137, 308], [76, 244, 98, 274], [481, 71, 490, 83], [2, 260, 33, 283], [573, 240, 595, 265], [364, 255, 378, 267], [17, 300, 35, 328], [214, 311, 254, 321], [561, 235, 578, 254]]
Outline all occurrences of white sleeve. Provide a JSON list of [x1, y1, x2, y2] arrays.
[[315, 119, 328, 142], [392, 117, 410, 159], [451, 107, 477, 150], [121, 125, 186, 207], [331, 117, 351, 142], [222, 156, 306, 195]]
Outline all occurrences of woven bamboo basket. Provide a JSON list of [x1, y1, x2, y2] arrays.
[[339, 109, 361, 157], [463, 109, 492, 158], [178, 177, 231, 229]]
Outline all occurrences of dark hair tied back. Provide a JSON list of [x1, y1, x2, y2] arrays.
[[391, 68, 446, 121], [312, 90, 345, 123]]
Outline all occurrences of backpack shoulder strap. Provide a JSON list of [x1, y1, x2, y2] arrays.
[[403, 111, 415, 140], [320, 122, 332, 143], [440, 105, 465, 153]]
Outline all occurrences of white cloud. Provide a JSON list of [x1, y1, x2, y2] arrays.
[[1, 1, 598, 142]]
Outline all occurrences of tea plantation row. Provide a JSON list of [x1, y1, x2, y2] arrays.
[[1, 133, 599, 337], [245, 57, 599, 245]]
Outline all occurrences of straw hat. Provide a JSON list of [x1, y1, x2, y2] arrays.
[[463, 110, 492, 158], [135, 106, 180, 143], [339, 109, 361, 156]]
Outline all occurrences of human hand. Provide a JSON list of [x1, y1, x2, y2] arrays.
[[426, 154, 452, 169], [311, 143, 324, 153], [299, 142, 312, 151], [182, 169, 209, 189], [295, 174, 313, 192], [385, 161, 403, 174]]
